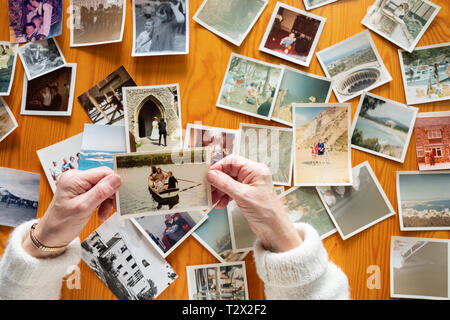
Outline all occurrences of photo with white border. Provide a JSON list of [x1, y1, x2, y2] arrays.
[[227, 200, 255, 253], [303, 0, 339, 11], [0, 97, 18, 143], [0, 42, 18, 96]]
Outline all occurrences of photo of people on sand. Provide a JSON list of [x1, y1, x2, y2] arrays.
[[0, 42, 18, 96], [294, 104, 351, 186], [217, 53, 283, 120], [351, 92, 418, 163], [0, 98, 18, 143]]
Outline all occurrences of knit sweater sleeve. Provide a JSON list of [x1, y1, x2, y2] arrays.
[[253, 222, 350, 300], [0, 220, 81, 300]]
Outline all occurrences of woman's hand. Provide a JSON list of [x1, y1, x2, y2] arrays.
[[23, 167, 122, 258], [207, 155, 303, 253]]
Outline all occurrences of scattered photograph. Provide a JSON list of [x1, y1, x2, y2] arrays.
[[132, 0, 189, 56], [362, 0, 440, 52], [36, 133, 83, 193], [193, 0, 268, 46], [303, 0, 339, 11], [259, 3, 326, 67], [193, 207, 249, 263], [271, 65, 332, 126], [184, 124, 237, 165], [0, 97, 18, 143], [115, 149, 212, 218], [70, 0, 126, 47], [351, 92, 418, 163], [8, 0, 63, 43], [278, 187, 336, 239], [414, 111, 450, 171], [78, 66, 136, 125], [0, 167, 40, 227], [186, 261, 248, 300], [237, 123, 293, 186], [397, 171, 450, 231], [123, 84, 182, 152], [20, 63, 76, 116], [227, 201, 255, 252], [0, 42, 18, 96], [317, 161, 395, 240], [399, 42, 450, 105], [132, 211, 207, 258], [18, 38, 66, 80], [391, 236, 449, 300], [81, 213, 177, 300], [316, 30, 392, 103], [294, 104, 351, 186]]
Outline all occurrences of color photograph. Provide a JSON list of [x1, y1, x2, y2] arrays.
[[397, 171, 450, 231], [0, 97, 18, 143], [303, 0, 339, 11], [351, 92, 418, 163], [227, 201, 255, 253], [0, 42, 18, 96]]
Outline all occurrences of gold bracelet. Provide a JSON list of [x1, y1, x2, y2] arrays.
[[29, 222, 68, 253]]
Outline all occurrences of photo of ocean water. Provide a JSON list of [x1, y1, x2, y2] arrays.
[[78, 150, 123, 170]]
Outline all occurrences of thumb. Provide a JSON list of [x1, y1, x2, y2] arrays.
[[207, 170, 244, 200], [79, 174, 122, 212]]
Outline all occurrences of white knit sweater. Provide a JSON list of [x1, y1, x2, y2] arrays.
[[0, 220, 349, 300]]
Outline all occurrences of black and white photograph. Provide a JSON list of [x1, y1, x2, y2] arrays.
[[0, 42, 18, 96], [81, 213, 177, 300], [0, 97, 18, 143], [303, 0, 339, 11], [227, 201, 256, 253]]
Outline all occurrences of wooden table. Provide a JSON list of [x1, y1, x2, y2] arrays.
[[0, 0, 449, 300]]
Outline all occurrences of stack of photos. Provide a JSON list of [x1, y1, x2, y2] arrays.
[[414, 111, 450, 171], [114, 148, 212, 218], [21, 63, 77, 116], [0, 167, 40, 227], [186, 261, 249, 300], [362, 0, 440, 52], [123, 84, 182, 152], [259, 2, 326, 67], [316, 30, 392, 103], [278, 187, 336, 239], [227, 201, 255, 253], [217, 53, 284, 120], [303, 0, 339, 11], [317, 161, 396, 240], [78, 66, 136, 125], [78, 124, 127, 171], [193, 0, 268, 47], [397, 171, 450, 231], [294, 103, 352, 186], [399, 42, 450, 105], [70, 0, 126, 47], [184, 124, 237, 165], [81, 213, 177, 300], [0, 98, 18, 143], [193, 207, 249, 263], [132, 0, 189, 56], [391, 236, 449, 300], [237, 123, 293, 186], [37, 133, 83, 193], [351, 92, 418, 163], [8, 0, 63, 43], [0, 42, 18, 96], [271, 65, 332, 126]]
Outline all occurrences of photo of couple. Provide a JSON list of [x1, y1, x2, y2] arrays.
[[309, 139, 330, 166], [148, 117, 169, 147]]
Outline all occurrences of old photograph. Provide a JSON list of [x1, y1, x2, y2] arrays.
[[37, 133, 82, 193], [186, 261, 248, 300], [362, 0, 440, 52], [397, 171, 450, 231], [414, 111, 450, 171], [8, 0, 63, 43], [317, 161, 395, 240], [0, 167, 40, 227], [21, 63, 76, 116], [133, 0, 188, 56], [303, 0, 339, 11], [193, 0, 268, 46], [217, 54, 284, 120], [123, 84, 182, 152], [115, 149, 212, 218], [228, 201, 256, 252], [70, 0, 126, 47], [237, 123, 293, 186], [391, 236, 449, 300], [0, 42, 18, 96], [351, 92, 418, 163], [78, 66, 136, 125], [0, 97, 18, 143], [294, 104, 351, 186], [399, 42, 450, 105], [132, 211, 207, 257], [259, 3, 326, 67], [271, 65, 332, 126], [81, 213, 177, 300], [316, 30, 392, 103]]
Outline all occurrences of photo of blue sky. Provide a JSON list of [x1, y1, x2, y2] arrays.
[[194, 207, 230, 253], [0, 167, 40, 201], [295, 106, 328, 126], [81, 124, 127, 152], [364, 99, 415, 127], [399, 174, 450, 201]]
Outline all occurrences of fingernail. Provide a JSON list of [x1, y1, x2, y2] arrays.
[[107, 174, 122, 190]]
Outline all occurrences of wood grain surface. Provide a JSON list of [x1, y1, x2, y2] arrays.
[[0, 0, 449, 300]]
